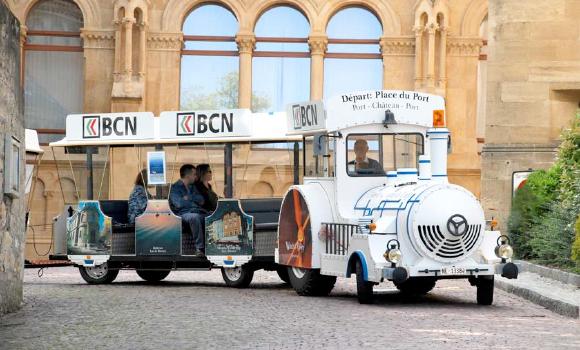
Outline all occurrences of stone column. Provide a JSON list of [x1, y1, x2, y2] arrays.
[[113, 20, 122, 76], [426, 23, 438, 88], [139, 22, 147, 76], [413, 25, 423, 89], [236, 33, 255, 109], [123, 17, 135, 76], [438, 26, 447, 90], [308, 35, 327, 100]]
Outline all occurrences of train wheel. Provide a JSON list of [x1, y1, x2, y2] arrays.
[[287, 266, 336, 296], [79, 262, 119, 284], [395, 277, 436, 296], [355, 260, 374, 304], [276, 266, 290, 284], [136, 269, 171, 283], [476, 276, 494, 305], [221, 266, 254, 288]]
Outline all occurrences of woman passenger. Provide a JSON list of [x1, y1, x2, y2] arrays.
[[128, 169, 151, 224], [194, 164, 218, 213]]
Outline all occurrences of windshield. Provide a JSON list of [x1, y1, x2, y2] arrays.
[[346, 133, 424, 176]]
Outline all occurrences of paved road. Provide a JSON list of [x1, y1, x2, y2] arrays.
[[1, 267, 579, 350]]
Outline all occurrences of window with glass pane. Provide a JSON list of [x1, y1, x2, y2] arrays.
[[180, 5, 239, 110], [324, 7, 382, 99], [25, 0, 84, 144], [252, 6, 310, 113], [304, 135, 335, 177], [346, 134, 424, 176]]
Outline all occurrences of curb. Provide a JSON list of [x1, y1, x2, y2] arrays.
[[515, 260, 580, 287], [495, 278, 579, 319]]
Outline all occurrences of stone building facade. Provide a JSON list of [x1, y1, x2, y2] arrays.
[[4, 0, 490, 260], [0, 0, 26, 314], [482, 0, 580, 230]]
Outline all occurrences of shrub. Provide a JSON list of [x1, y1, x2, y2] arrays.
[[572, 215, 580, 265]]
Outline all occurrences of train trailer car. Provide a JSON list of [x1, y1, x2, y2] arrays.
[[277, 90, 518, 305]]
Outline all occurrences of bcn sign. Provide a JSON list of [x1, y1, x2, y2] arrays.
[[66, 112, 155, 141], [286, 101, 326, 134], [159, 109, 252, 139]]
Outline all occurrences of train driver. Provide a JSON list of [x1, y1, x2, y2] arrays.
[[349, 139, 383, 174]]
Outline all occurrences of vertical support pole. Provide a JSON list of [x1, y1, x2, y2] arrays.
[[86, 147, 94, 200], [155, 144, 162, 199], [293, 141, 299, 185], [224, 143, 233, 198]]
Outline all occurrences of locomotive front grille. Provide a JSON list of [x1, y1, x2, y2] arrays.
[[417, 224, 482, 261]]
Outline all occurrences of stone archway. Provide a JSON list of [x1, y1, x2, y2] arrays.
[[317, 0, 401, 36], [461, 0, 488, 37]]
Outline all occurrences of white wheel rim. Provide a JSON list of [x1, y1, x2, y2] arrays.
[[85, 263, 108, 279], [292, 266, 306, 279], [224, 267, 242, 281]]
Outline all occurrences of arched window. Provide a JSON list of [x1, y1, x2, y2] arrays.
[[180, 5, 239, 109], [24, 0, 84, 143], [252, 6, 310, 112], [324, 7, 382, 98]]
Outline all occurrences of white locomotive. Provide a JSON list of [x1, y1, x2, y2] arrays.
[[277, 90, 518, 305]]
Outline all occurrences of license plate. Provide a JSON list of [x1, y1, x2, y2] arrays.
[[441, 267, 466, 275]]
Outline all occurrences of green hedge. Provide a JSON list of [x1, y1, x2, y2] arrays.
[[508, 113, 579, 270]]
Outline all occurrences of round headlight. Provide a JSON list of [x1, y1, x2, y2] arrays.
[[495, 244, 513, 259], [384, 249, 402, 263]]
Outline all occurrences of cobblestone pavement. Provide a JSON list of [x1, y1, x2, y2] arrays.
[[1, 267, 579, 350]]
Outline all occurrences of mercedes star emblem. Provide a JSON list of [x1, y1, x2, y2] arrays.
[[447, 214, 468, 237]]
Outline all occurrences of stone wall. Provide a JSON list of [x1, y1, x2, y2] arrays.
[[482, 0, 580, 230], [0, 1, 25, 314]]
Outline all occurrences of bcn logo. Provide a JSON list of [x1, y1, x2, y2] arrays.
[[176, 112, 234, 136], [82, 115, 137, 139], [292, 104, 319, 130]]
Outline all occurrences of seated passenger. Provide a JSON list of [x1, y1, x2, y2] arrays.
[[128, 169, 152, 224], [348, 139, 384, 174], [169, 164, 207, 257], [194, 164, 218, 213]]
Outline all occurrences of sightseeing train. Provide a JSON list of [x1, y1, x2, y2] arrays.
[[46, 90, 517, 305]]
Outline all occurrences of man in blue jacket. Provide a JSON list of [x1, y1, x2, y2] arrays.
[[169, 164, 207, 256]]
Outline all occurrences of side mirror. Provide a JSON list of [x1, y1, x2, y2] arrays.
[[447, 134, 452, 154]]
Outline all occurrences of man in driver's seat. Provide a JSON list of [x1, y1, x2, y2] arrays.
[[349, 139, 383, 174]]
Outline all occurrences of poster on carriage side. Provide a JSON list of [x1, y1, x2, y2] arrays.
[[205, 200, 254, 257], [67, 201, 112, 255], [278, 189, 313, 268], [135, 201, 181, 255]]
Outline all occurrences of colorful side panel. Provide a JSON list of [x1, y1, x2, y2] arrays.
[[205, 200, 253, 256], [135, 200, 182, 255], [67, 201, 112, 256], [278, 189, 312, 268]]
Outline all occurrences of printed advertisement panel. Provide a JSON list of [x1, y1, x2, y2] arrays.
[[147, 151, 166, 185], [205, 200, 253, 256], [67, 201, 112, 255], [278, 189, 312, 268], [135, 201, 182, 255]]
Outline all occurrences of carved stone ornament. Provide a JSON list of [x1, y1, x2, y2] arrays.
[[308, 36, 328, 55], [147, 33, 183, 51], [82, 30, 115, 50], [235, 35, 256, 54], [380, 37, 415, 56], [447, 37, 483, 57]]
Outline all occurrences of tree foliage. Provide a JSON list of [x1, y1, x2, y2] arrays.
[[181, 71, 271, 111], [508, 112, 579, 270]]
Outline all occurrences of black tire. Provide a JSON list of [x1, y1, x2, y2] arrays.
[[136, 269, 171, 282], [395, 277, 437, 296], [221, 266, 254, 288], [355, 259, 374, 304], [476, 276, 494, 305], [287, 266, 336, 296], [79, 263, 119, 284], [276, 266, 290, 284]]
